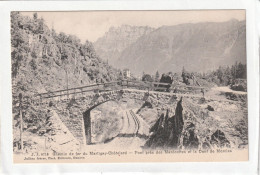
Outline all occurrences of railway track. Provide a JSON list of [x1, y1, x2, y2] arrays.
[[125, 111, 130, 130], [129, 110, 140, 135]]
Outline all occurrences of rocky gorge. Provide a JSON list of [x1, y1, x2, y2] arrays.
[[139, 89, 247, 150]]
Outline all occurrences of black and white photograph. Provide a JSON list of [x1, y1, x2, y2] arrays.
[[10, 10, 249, 163]]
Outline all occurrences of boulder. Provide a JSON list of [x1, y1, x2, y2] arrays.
[[145, 98, 184, 149], [207, 105, 214, 111], [210, 130, 230, 148], [182, 122, 199, 149]]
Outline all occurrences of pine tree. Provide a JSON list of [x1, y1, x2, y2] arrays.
[[33, 13, 38, 21], [155, 71, 160, 82]]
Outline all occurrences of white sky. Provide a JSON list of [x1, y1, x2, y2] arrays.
[[21, 10, 245, 43]]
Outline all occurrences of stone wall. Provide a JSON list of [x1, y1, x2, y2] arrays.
[[51, 89, 203, 145]]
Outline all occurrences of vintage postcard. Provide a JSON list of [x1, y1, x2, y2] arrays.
[[11, 10, 248, 163]]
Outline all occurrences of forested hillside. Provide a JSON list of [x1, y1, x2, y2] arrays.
[[11, 12, 119, 135], [11, 12, 119, 96]]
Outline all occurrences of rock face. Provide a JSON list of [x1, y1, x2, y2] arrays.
[[11, 12, 119, 95], [144, 97, 233, 150], [182, 122, 199, 149], [145, 98, 185, 148], [210, 130, 230, 148], [116, 19, 246, 75], [167, 98, 184, 147], [94, 25, 154, 67]]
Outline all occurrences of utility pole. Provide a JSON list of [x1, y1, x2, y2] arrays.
[[65, 69, 69, 100], [19, 93, 23, 152]]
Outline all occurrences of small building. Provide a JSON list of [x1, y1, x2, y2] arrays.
[[123, 69, 131, 79]]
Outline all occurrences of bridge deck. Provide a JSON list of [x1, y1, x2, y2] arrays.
[[33, 80, 245, 104], [35, 80, 206, 99]]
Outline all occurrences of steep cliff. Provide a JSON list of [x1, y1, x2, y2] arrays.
[[11, 12, 119, 96], [94, 25, 154, 66], [117, 20, 246, 75], [143, 95, 247, 150]]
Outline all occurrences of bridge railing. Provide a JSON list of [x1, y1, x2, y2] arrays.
[[34, 79, 207, 101], [34, 81, 122, 100], [121, 79, 207, 92]]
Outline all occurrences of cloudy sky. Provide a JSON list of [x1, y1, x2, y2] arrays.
[[21, 10, 245, 43]]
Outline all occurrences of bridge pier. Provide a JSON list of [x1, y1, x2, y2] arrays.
[[83, 110, 92, 145]]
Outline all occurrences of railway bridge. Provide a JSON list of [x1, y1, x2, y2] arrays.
[[34, 80, 206, 145]]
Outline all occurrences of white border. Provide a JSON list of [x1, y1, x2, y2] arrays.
[[0, 0, 259, 174]]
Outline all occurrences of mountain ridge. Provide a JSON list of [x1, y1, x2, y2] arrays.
[[94, 25, 154, 66], [117, 19, 246, 76], [94, 19, 246, 76]]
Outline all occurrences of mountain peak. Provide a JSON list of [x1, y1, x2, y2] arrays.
[[94, 25, 155, 66], [94, 20, 246, 76], [116, 21, 246, 75]]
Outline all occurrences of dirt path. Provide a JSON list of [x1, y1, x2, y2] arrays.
[[211, 86, 247, 95], [203, 86, 247, 103]]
